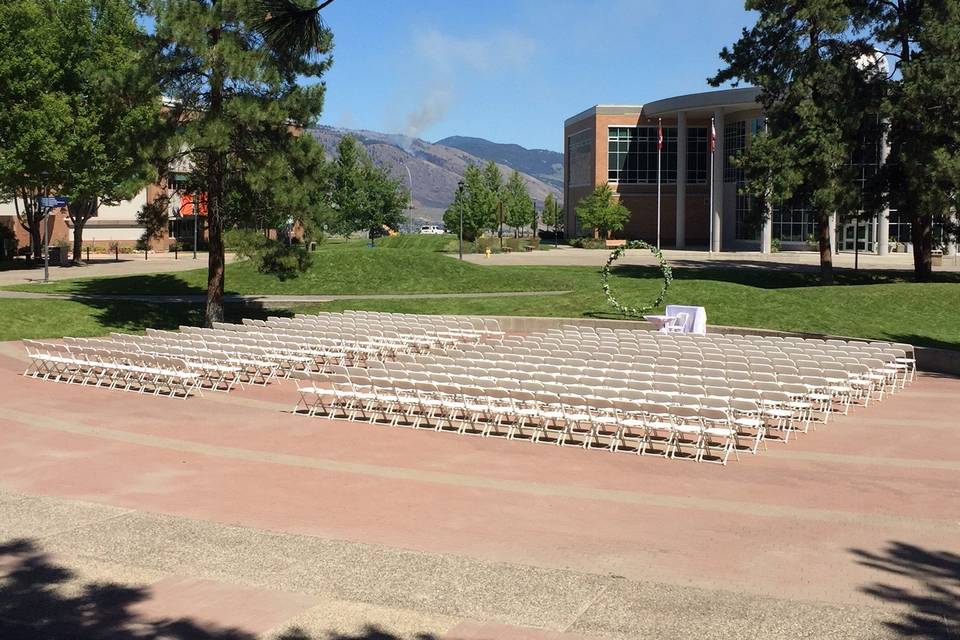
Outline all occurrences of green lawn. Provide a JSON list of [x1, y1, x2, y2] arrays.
[[3, 241, 959, 348]]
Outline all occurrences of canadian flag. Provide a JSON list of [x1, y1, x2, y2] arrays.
[[710, 119, 717, 154], [657, 121, 663, 152]]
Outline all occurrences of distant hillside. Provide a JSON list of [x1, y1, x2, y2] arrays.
[[436, 135, 563, 190], [309, 127, 561, 225]]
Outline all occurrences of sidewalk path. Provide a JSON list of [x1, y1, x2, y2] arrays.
[[0, 252, 236, 286], [457, 247, 960, 271], [0, 289, 573, 304]]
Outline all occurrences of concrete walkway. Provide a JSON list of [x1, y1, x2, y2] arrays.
[[0, 289, 573, 305], [0, 342, 957, 639], [0, 252, 236, 286], [458, 247, 960, 271]]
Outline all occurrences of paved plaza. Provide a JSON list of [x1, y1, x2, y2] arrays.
[[459, 245, 960, 271], [0, 340, 958, 639]]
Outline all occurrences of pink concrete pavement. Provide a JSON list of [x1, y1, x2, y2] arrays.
[[1, 343, 958, 637]]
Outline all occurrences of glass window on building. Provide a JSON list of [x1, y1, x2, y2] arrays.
[[750, 117, 766, 136], [888, 211, 949, 249], [735, 193, 760, 241], [567, 129, 593, 187], [687, 127, 709, 184], [772, 197, 817, 243], [608, 126, 678, 184], [724, 121, 746, 183]]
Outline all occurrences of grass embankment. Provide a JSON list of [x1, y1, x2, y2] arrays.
[[3, 239, 959, 348]]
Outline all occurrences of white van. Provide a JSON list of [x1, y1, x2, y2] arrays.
[[419, 225, 445, 235]]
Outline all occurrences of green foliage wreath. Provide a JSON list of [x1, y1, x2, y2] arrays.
[[600, 240, 673, 317]]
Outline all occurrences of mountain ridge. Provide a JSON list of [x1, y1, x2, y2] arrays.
[[308, 126, 562, 225]]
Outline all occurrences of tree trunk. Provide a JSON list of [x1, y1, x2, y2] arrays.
[[205, 21, 225, 327], [911, 212, 932, 281], [72, 220, 85, 265], [69, 198, 96, 265], [817, 212, 834, 285]]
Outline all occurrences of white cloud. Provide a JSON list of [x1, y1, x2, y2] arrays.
[[413, 28, 538, 74]]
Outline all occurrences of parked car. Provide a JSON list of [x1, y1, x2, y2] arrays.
[[419, 225, 445, 235]]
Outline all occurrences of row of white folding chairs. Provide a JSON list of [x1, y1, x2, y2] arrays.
[[63, 337, 250, 391], [101, 335, 285, 386], [163, 327, 387, 364], [328, 363, 828, 435], [384, 360, 873, 410], [293, 374, 772, 464], [339, 310, 503, 338], [244, 319, 450, 351], [542, 329, 915, 376], [524, 332, 911, 365], [405, 352, 896, 402], [22, 340, 201, 398], [133, 332, 319, 372], [273, 318, 488, 348], [492, 341, 910, 387], [191, 325, 421, 361], [292, 312, 503, 342], [374, 364, 849, 425]]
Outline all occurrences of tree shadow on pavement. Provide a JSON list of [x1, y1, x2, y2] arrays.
[[613, 263, 960, 290], [850, 541, 960, 639], [0, 538, 440, 640], [0, 538, 254, 639]]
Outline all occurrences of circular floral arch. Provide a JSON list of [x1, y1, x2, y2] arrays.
[[600, 240, 673, 317]]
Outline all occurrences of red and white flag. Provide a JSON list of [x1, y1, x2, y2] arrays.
[[657, 121, 663, 151], [710, 119, 717, 154]]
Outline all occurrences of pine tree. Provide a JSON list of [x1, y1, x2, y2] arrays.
[[860, 0, 960, 280], [331, 135, 408, 240], [147, 0, 334, 325], [710, 0, 875, 284]]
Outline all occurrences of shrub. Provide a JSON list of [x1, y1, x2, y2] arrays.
[[226, 228, 311, 278], [505, 237, 520, 252], [569, 236, 607, 250], [771, 237, 781, 253]]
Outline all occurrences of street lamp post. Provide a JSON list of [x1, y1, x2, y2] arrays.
[[457, 180, 464, 260], [401, 160, 414, 233]]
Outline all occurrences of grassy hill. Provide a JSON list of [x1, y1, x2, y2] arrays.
[[4, 239, 960, 348]]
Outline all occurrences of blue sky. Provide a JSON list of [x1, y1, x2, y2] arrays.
[[316, 0, 755, 152]]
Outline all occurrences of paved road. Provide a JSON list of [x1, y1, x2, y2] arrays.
[[0, 341, 957, 639]]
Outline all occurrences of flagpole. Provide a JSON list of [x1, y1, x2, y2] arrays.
[[656, 117, 662, 251], [709, 116, 715, 257]]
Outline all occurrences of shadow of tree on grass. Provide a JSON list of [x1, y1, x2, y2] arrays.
[[851, 541, 960, 639]]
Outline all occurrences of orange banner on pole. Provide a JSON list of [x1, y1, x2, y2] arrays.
[[180, 193, 208, 216]]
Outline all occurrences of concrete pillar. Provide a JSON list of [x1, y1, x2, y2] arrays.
[[877, 123, 891, 255], [711, 109, 725, 252], [675, 111, 687, 249], [828, 212, 837, 255]]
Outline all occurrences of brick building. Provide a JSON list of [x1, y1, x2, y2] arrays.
[[564, 87, 948, 254]]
